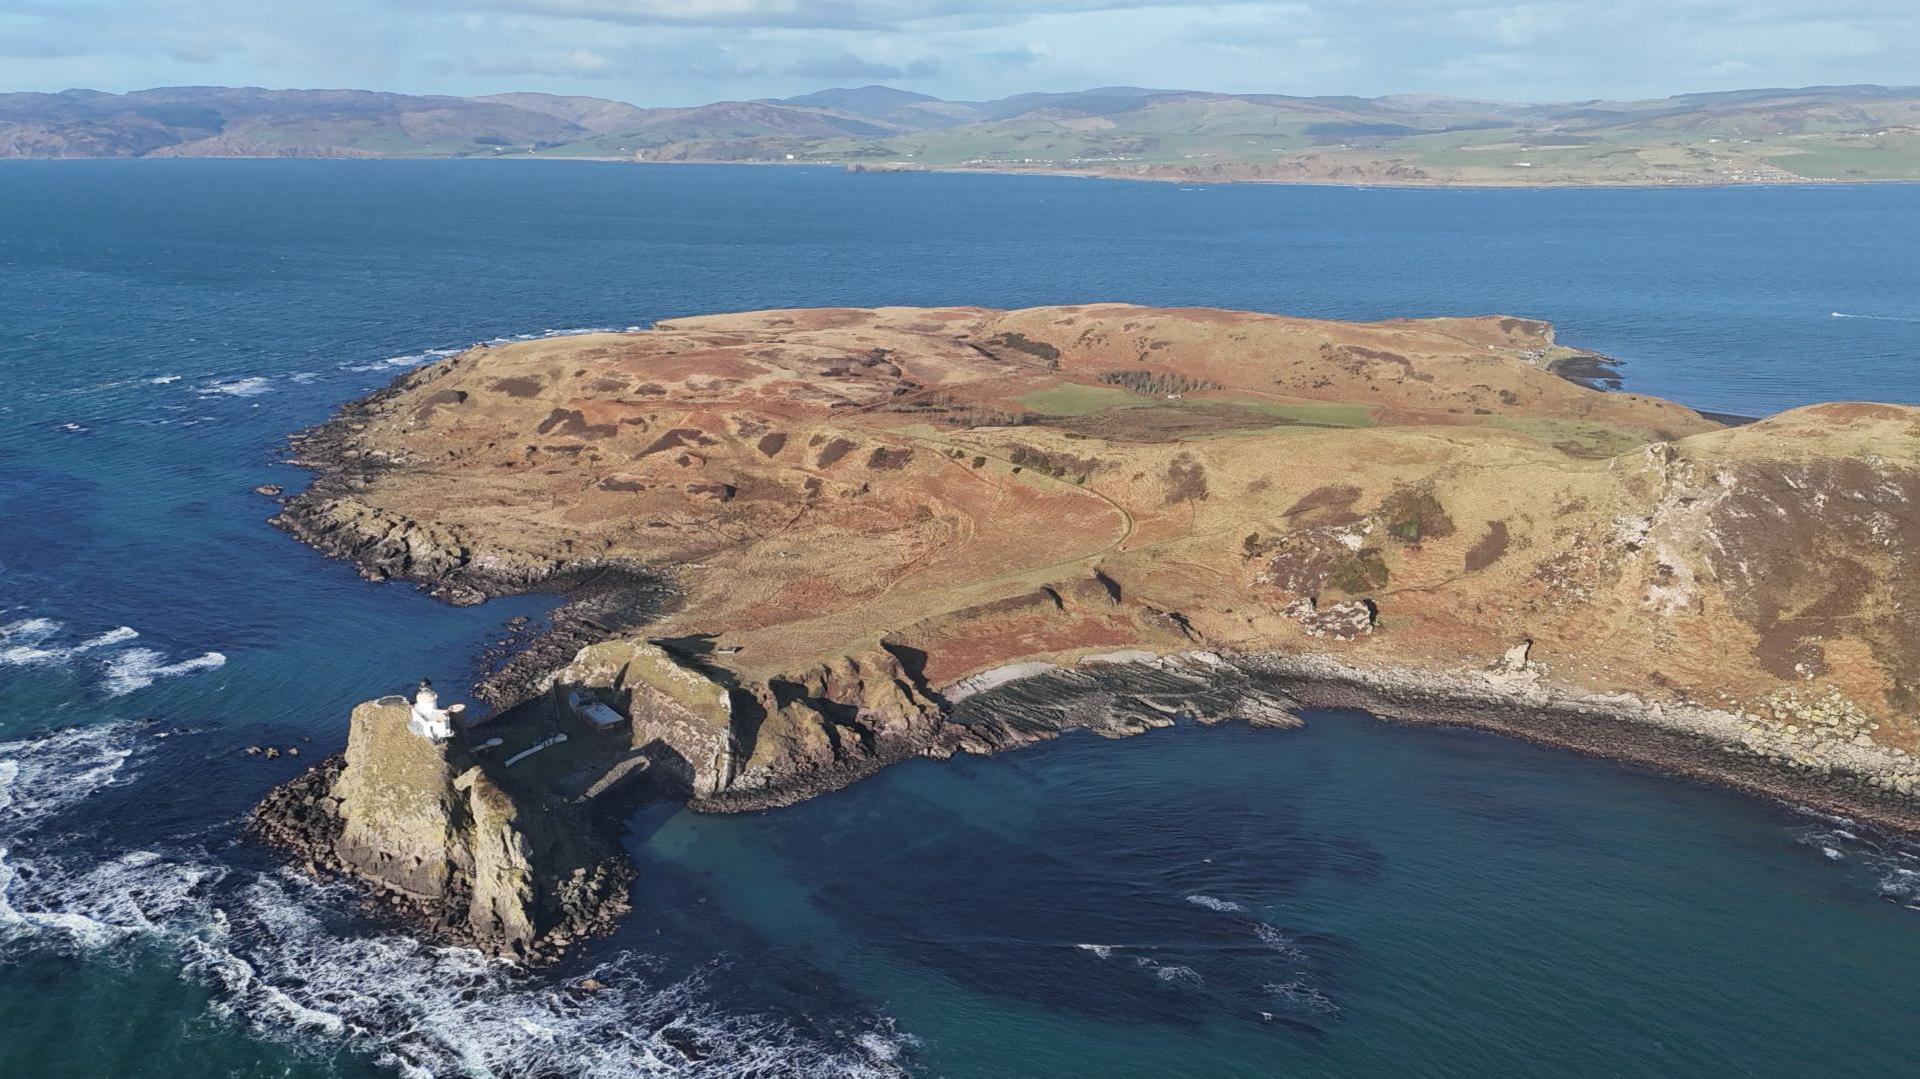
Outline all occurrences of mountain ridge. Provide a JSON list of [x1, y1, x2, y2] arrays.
[[5, 82, 1919, 184]]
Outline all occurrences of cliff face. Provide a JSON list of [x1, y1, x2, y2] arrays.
[[546, 640, 740, 797], [329, 699, 463, 899], [541, 637, 949, 808], [251, 698, 631, 961]]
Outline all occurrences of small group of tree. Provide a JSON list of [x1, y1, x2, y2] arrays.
[[1008, 444, 1102, 483], [978, 332, 1062, 369], [1098, 369, 1220, 396]]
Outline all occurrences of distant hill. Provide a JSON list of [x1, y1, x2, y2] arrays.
[[775, 85, 973, 129], [4, 82, 1917, 185]]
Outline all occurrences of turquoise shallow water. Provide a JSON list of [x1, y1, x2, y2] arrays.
[[1, 161, 1917, 1077]]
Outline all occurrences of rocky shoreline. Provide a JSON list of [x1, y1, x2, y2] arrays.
[[270, 362, 677, 711], [622, 642, 1920, 835], [244, 632, 1920, 966], [1238, 651, 1920, 836], [688, 652, 1306, 813]]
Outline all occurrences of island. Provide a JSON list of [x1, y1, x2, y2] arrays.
[[250, 304, 1920, 961]]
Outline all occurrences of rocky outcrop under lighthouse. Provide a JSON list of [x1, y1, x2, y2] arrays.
[[249, 697, 632, 962]]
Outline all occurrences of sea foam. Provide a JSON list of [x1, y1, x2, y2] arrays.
[[200, 376, 273, 397], [0, 615, 222, 695], [1252, 922, 1305, 960], [1263, 979, 1340, 1016], [100, 648, 227, 696], [0, 721, 912, 1077], [341, 327, 646, 374], [1130, 956, 1204, 988], [1795, 810, 1920, 909]]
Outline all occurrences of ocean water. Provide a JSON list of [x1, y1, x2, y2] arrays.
[[1, 160, 1916, 1077]]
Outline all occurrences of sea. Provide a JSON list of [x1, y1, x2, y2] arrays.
[[2, 160, 1917, 1078]]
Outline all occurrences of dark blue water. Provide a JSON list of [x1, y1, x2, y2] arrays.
[[2, 161, 1917, 1077]]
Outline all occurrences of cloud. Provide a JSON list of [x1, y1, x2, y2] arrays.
[[784, 52, 941, 80], [467, 48, 614, 77], [1489, 4, 1566, 46], [397, 0, 1209, 31], [2, 0, 1918, 104], [983, 46, 1043, 67]]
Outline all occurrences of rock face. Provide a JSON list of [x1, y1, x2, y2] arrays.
[[330, 698, 465, 899], [545, 640, 739, 797], [542, 637, 947, 808], [251, 698, 631, 961]]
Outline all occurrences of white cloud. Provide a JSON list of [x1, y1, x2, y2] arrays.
[[466, 47, 614, 76], [1490, 5, 1566, 46], [0, 0, 1915, 103]]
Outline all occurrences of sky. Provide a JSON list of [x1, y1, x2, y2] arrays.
[[1, 0, 1916, 105]]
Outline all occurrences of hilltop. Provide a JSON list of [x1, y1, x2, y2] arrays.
[[5, 83, 1920, 185]]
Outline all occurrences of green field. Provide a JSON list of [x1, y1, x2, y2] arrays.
[[1019, 384, 1146, 415]]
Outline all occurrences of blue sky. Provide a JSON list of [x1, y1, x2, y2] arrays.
[[2, 0, 1915, 104]]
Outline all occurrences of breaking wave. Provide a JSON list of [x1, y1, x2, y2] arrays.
[[1830, 312, 1920, 323], [0, 722, 136, 830], [0, 722, 175, 947], [1129, 956, 1203, 988], [192, 874, 911, 1078], [0, 615, 224, 696], [1184, 894, 1244, 913], [1252, 922, 1305, 960], [342, 327, 647, 373], [0, 722, 911, 1077], [99, 647, 227, 696], [199, 376, 274, 397], [1796, 810, 1920, 909], [343, 346, 465, 373], [0, 618, 137, 666]]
